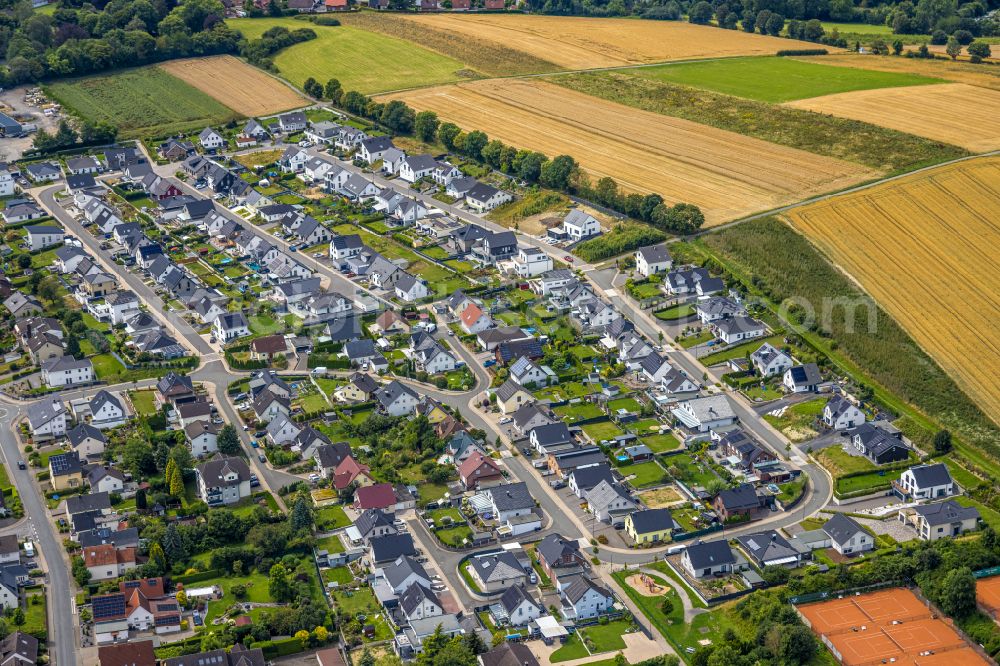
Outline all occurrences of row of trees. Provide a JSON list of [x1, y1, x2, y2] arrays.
[[30, 117, 117, 155], [314, 77, 705, 236], [240, 24, 316, 70], [1, 0, 242, 86]]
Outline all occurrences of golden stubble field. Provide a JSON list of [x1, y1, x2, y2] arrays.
[[159, 55, 307, 117], [383, 79, 874, 225], [785, 82, 1000, 152], [784, 157, 1000, 421], [392, 13, 824, 69]]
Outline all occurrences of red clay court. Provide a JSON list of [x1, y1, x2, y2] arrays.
[[797, 587, 992, 666], [976, 575, 1000, 616]]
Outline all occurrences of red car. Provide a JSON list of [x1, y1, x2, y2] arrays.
[[564, 255, 574, 263]]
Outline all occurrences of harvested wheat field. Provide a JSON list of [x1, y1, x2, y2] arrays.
[[786, 82, 1000, 152], [784, 157, 1000, 421], [159, 56, 307, 116], [384, 79, 873, 225], [795, 54, 1000, 91], [392, 14, 822, 70]]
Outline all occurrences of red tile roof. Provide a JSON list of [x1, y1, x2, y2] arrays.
[[460, 302, 484, 327], [459, 451, 503, 487], [355, 482, 395, 510], [333, 456, 371, 490]]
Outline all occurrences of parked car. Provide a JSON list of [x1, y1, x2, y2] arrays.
[[249, 473, 260, 487], [17, 461, 25, 470], [258, 453, 267, 463]]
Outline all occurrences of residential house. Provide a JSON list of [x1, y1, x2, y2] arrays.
[[97, 641, 156, 666], [509, 356, 554, 388], [358, 136, 395, 164], [486, 482, 534, 523], [465, 183, 513, 213], [198, 128, 225, 151], [634, 244, 672, 277], [84, 544, 137, 581], [249, 335, 288, 362], [380, 555, 431, 595], [529, 422, 574, 455], [331, 455, 373, 489], [395, 274, 430, 302], [41, 356, 94, 388], [492, 380, 534, 416], [899, 500, 980, 541], [68, 423, 106, 458], [329, 234, 365, 265], [536, 533, 585, 582], [24, 225, 64, 251], [557, 210, 601, 241], [562, 576, 614, 620], [356, 483, 398, 512], [822, 513, 874, 556], [750, 343, 793, 377], [783, 364, 822, 393], [511, 404, 555, 436], [696, 296, 743, 324], [474, 230, 518, 265], [468, 551, 526, 593], [894, 463, 955, 501], [369, 533, 417, 565], [715, 316, 767, 345], [495, 584, 541, 627], [88, 467, 126, 495], [356, 509, 397, 543], [736, 530, 801, 568], [375, 381, 419, 417], [196, 456, 252, 506], [27, 398, 67, 441], [460, 302, 494, 335], [334, 372, 379, 403], [399, 154, 439, 183], [213, 312, 250, 342], [585, 480, 638, 526], [459, 452, 504, 490], [625, 508, 676, 545], [3, 293, 42, 318], [672, 395, 737, 433], [682, 539, 736, 578], [713, 483, 766, 521], [513, 246, 552, 278], [568, 464, 615, 498], [479, 643, 539, 666], [400, 584, 443, 622], [823, 396, 865, 430], [252, 390, 290, 422], [278, 111, 308, 133], [185, 421, 220, 457], [851, 422, 909, 465]]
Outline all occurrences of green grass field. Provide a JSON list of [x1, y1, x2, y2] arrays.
[[819, 22, 893, 34], [45, 66, 240, 138], [632, 56, 941, 103], [228, 18, 467, 93], [622, 460, 667, 488]]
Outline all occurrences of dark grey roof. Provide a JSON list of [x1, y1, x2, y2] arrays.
[[487, 482, 533, 512], [375, 380, 417, 409], [356, 508, 395, 538], [164, 645, 265, 666], [636, 243, 671, 264], [913, 500, 979, 526], [736, 530, 798, 565], [716, 483, 761, 511], [628, 508, 674, 534], [314, 442, 353, 470], [569, 463, 615, 492], [469, 550, 524, 585], [370, 533, 416, 563], [563, 576, 611, 604], [399, 582, 440, 617], [499, 584, 539, 615], [536, 533, 580, 567], [66, 491, 110, 515], [49, 451, 82, 476], [822, 513, 865, 546], [196, 455, 250, 487], [529, 422, 572, 447], [906, 463, 953, 489], [494, 379, 528, 403], [480, 642, 540, 666], [685, 539, 735, 569], [78, 527, 140, 549], [67, 423, 105, 448], [786, 363, 822, 386], [383, 554, 428, 590]]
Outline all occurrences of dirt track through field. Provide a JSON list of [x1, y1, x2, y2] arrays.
[[785, 82, 1000, 152], [393, 13, 823, 69], [159, 55, 307, 117], [784, 157, 1000, 422], [384, 79, 875, 226]]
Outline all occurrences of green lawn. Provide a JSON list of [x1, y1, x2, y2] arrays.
[[315, 533, 346, 554], [607, 396, 641, 413], [203, 571, 271, 626], [436, 524, 473, 547], [581, 420, 626, 443], [622, 460, 667, 488], [551, 631, 591, 662], [581, 619, 632, 653], [315, 505, 351, 531], [819, 22, 893, 34], [677, 329, 714, 349], [228, 18, 467, 93], [630, 281, 663, 300], [641, 433, 682, 453], [45, 66, 239, 138], [836, 468, 902, 496], [956, 496, 1000, 531], [554, 401, 605, 423], [90, 353, 125, 379], [632, 56, 941, 103], [23, 591, 46, 638], [322, 566, 354, 585], [655, 303, 695, 320], [699, 334, 784, 366], [129, 390, 158, 417], [764, 396, 826, 441]]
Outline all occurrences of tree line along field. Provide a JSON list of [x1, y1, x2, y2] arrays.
[[383, 13, 826, 70], [785, 82, 1000, 152], [383, 78, 874, 226], [227, 17, 469, 93], [44, 66, 241, 139], [696, 216, 1000, 460], [631, 56, 942, 103], [783, 157, 1000, 424], [551, 71, 966, 174], [158, 55, 307, 117]]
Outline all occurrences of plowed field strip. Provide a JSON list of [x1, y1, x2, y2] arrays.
[[785, 83, 1000, 152], [159, 55, 307, 116], [384, 79, 873, 226], [392, 13, 827, 69], [785, 158, 1000, 420]]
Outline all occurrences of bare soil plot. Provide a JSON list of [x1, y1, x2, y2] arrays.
[[784, 157, 1000, 422], [794, 54, 1000, 91], [384, 79, 874, 225], [785, 82, 1000, 152], [392, 13, 824, 70], [159, 55, 307, 117]]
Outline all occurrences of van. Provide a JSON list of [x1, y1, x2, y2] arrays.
[[22, 541, 34, 558], [666, 545, 687, 555]]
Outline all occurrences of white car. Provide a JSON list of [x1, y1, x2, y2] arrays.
[[498, 416, 512, 425], [308, 473, 320, 482]]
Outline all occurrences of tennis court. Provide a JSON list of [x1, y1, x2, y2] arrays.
[[883, 618, 963, 653], [914, 647, 992, 665], [829, 630, 903, 666], [851, 589, 930, 624], [799, 597, 872, 634], [975, 575, 1000, 616]]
